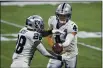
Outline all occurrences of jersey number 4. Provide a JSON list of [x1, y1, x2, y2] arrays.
[[73, 25, 77, 31], [16, 35, 26, 54]]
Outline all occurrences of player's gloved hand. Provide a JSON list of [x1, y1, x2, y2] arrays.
[[57, 55, 70, 61], [52, 29, 65, 35], [57, 55, 62, 61], [61, 55, 76, 61]]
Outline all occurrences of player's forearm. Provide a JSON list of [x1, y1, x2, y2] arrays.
[[62, 33, 74, 47], [37, 43, 55, 57], [36, 43, 62, 60], [40, 30, 52, 37], [44, 50, 62, 61]]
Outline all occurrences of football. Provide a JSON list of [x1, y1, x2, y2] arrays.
[[52, 43, 63, 54]]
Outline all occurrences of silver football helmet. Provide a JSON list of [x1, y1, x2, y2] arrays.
[[26, 15, 44, 32], [55, 3, 72, 24]]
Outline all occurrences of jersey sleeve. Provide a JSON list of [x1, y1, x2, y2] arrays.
[[36, 43, 52, 56], [48, 16, 54, 29], [67, 22, 78, 33]]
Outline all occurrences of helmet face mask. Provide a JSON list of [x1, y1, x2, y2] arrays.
[[26, 15, 44, 32], [56, 13, 71, 24], [57, 14, 67, 21], [55, 3, 72, 24]]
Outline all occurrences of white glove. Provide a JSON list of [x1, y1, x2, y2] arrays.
[[52, 29, 65, 35], [62, 54, 76, 61], [62, 55, 70, 61]]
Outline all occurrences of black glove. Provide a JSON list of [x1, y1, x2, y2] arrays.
[[57, 55, 62, 61]]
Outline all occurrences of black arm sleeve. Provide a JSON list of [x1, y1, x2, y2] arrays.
[[40, 30, 52, 37]]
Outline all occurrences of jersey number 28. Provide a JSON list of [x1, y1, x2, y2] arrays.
[[15, 35, 26, 54]]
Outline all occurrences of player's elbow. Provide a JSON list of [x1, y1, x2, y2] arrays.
[[72, 32, 77, 36]]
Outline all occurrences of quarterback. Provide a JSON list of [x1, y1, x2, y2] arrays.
[[10, 15, 64, 68], [47, 3, 78, 68]]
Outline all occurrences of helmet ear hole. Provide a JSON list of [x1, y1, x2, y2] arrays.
[[26, 19, 32, 27], [29, 24, 32, 26]]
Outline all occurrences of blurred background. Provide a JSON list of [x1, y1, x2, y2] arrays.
[[1, 1, 102, 68]]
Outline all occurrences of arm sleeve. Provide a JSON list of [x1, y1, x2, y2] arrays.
[[48, 16, 53, 29], [36, 43, 52, 56], [40, 30, 52, 37], [62, 22, 78, 47], [40, 16, 54, 37], [62, 33, 74, 47]]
